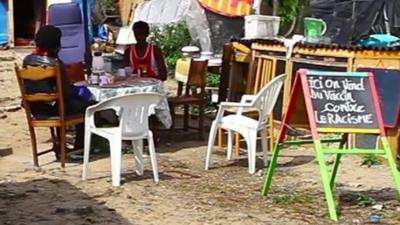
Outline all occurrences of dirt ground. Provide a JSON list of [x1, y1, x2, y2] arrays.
[[1, 49, 400, 225]]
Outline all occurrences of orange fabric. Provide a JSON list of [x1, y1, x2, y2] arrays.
[[199, 0, 253, 17]]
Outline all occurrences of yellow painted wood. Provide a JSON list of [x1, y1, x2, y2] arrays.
[[282, 59, 293, 114], [234, 52, 252, 63], [317, 128, 380, 134]]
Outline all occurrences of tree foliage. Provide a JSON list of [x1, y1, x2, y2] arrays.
[[266, 0, 299, 32], [99, 0, 119, 15], [278, 0, 298, 26]]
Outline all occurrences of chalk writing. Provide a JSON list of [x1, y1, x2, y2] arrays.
[[307, 75, 377, 129], [314, 112, 373, 124], [321, 102, 365, 113]]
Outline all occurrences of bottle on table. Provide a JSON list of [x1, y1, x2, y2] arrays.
[[90, 51, 105, 84], [137, 64, 147, 78]]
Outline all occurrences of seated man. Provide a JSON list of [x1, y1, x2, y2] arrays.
[[124, 21, 167, 81], [23, 25, 94, 157]]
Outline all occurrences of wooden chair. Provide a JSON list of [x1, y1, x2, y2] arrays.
[[15, 64, 84, 168], [65, 62, 86, 84], [168, 59, 208, 139]]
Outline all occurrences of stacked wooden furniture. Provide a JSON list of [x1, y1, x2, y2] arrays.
[[223, 39, 400, 158]]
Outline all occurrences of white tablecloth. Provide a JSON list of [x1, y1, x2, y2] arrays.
[[87, 77, 171, 128]]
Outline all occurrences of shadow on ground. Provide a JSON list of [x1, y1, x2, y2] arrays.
[[0, 178, 131, 225], [338, 188, 398, 207]]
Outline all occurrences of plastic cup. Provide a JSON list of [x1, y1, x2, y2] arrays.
[[99, 75, 110, 86], [124, 67, 133, 77], [90, 74, 99, 84], [117, 68, 126, 78]]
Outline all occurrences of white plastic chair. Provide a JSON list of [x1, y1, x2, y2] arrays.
[[82, 93, 162, 186], [205, 74, 286, 174]]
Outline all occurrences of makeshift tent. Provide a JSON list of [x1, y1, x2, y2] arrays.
[[0, 0, 91, 47], [133, 0, 213, 51], [311, 0, 398, 45], [12, 0, 46, 45]]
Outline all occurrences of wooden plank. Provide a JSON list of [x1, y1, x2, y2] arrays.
[[282, 59, 293, 115], [234, 52, 251, 63], [252, 43, 356, 58], [317, 128, 380, 134], [218, 43, 233, 102], [322, 148, 386, 154], [387, 126, 400, 160], [293, 47, 355, 58], [355, 50, 400, 59], [7, 0, 14, 47], [290, 57, 348, 67], [252, 43, 286, 53]]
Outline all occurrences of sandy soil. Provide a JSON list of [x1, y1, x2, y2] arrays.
[[0, 49, 399, 225]]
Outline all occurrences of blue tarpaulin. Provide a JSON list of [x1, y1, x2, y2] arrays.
[[0, 0, 8, 45], [75, 0, 93, 42]]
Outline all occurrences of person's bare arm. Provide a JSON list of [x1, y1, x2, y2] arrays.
[[123, 47, 131, 67], [153, 45, 167, 81]]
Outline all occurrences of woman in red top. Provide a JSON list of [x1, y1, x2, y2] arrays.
[[124, 21, 167, 81]]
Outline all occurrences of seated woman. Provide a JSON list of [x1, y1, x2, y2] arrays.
[[23, 25, 94, 157], [124, 21, 167, 81]]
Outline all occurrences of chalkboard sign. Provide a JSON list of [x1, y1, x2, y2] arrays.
[[357, 68, 400, 128], [262, 69, 398, 222], [306, 73, 378, 130]]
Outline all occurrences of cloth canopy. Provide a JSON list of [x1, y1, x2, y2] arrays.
[[133, 0, 213, 51], [198, 0, 255, 17]]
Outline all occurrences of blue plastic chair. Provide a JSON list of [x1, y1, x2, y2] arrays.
[[48, 2, 86, 64]]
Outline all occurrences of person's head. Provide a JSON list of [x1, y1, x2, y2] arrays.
[[35, 25, 62, 56], [133, 21, 149, 44]]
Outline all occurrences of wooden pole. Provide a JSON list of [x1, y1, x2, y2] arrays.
[[272, 0, 279, 16], [82, 0, 92, 70], [7, 0, 14, 47]]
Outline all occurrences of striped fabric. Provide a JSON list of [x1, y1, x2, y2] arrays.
[[199, 0, 253, 17]]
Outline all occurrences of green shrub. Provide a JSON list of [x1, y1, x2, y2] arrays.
[[361, 155, 382, 167], [149, 22, 192, 75], [206, 72, 220, 87]]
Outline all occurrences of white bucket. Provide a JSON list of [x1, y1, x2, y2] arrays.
[[244, 15, 280, 39]]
